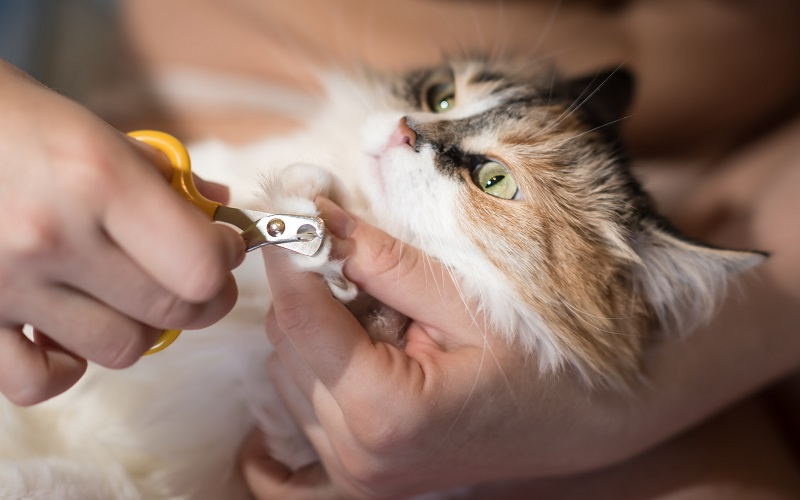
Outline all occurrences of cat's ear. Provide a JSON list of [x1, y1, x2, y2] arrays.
[[633, 222, 766, 336], [560, 67, 635, 130]]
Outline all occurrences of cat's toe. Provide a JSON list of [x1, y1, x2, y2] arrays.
[[273, 162, 335, 201]]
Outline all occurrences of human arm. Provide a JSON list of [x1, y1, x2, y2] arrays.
[[242, 188, 800, 498], [0, 59, 245, 405]]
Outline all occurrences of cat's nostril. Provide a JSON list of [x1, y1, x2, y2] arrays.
[[399, 117, 417, 147], [388, 117, 417, 149]]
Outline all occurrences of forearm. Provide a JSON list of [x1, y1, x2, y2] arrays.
[[624, 271, 800, 460], [486, 265, 800, 480], [594, 136, 800, 470]]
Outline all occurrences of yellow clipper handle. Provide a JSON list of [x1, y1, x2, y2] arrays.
[[128, 130, 220, 355], [144, 329, 182, 355], [128, 130, 220, 218]]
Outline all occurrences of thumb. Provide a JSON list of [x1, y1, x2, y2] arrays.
[[318, 198, 480, 338]]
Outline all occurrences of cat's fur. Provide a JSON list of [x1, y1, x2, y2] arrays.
[[0, 58, 763, 499]]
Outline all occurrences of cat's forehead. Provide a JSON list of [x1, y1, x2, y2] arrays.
[[397, 59, 556, 106], [454, 59, 556, 93]]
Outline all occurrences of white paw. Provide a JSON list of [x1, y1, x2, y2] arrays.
[[261, 163, 358, 302]]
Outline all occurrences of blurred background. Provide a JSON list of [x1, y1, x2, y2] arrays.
[[0, 0, 167, 134], [0, 0, 121, 103], [0, 0, 314, 140]]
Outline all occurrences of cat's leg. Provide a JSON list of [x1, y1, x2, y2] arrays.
[[261, 163, 358, 302]]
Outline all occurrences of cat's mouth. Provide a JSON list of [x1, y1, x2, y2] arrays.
[[364, 153, 389, 196]]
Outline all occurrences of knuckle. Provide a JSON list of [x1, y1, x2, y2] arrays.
[[175, 252, 230, 303], [272, 291, 320, 336], [351, 415, 407, 454], [264, 312, 286, 348], [52, 129, 117, 191], [337, 449, 395, 495], [95, 324, 153, 369], [146, 292, 195, 328], [365, 231, 416, 280], [0, 350, 63, 406], [44, 131, 126, 215], [2, 379, 49, 407], [4, 208, 64, 260]]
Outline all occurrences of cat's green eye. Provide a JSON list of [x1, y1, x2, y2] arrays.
[[471, 161, 519, 200], [425, 82, 455, 113]]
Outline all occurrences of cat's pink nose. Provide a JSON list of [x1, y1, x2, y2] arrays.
[[388, 117, 417, 149]]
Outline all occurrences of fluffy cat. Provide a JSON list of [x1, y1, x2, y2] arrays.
[[0, 58, 763, 499]]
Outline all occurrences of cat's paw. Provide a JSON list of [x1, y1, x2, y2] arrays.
[[261, 163, 358, 302], [261, 162, 334, 215]]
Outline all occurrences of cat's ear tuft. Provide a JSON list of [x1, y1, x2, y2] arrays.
[[633, 223, 766, 336], [560, 67, 635, 130]]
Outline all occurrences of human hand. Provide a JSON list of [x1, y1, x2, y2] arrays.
[[0, 60, 244, 406], [241, 198, 635, 498], [242, 194, 800, 498]]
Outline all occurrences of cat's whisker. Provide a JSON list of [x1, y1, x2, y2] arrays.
[[485, 1, 506, 63], [531, 64, 629, 140], [465, 2, 488, 62], [559, 299, 639, 323], [422, 267, 520, 458], [444, 19, 477, 66], [527, 0, 563, 60], [412, 222, 489, 344], [471, 276, 520, 402], [537, 65, 561, 132], [559, 300, 647, 338], [549, 114, 633, 147], [414, 223, 519, 402]]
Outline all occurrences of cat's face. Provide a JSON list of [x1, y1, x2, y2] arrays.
[[345, 59, 761, 387]]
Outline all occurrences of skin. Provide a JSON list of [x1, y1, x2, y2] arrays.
[[206, 1, 799, 497], [238, 175, 800, 497], [0, 59, 245, 406], [17, 0, 799, 496]]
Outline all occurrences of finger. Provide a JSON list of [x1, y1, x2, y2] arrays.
[[264, 312, 348, 432], [0, 326, 86, 406], [266, 352, 345, 453], [264, 308, 320, 399], [124, 133, 173, 180], [240, 429, 337, 500], [318, 198, 480, 337], [10, 284, 160, 368], [267, 355, 369, 498], [193, 176, 230, 205], [58, 234, 238, 330], [102, 141, 244, 302], [262, 246, 384, 400], [126, 134, 231, 204]]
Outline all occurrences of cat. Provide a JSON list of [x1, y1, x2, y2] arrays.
[[0, 57, 763, 499]]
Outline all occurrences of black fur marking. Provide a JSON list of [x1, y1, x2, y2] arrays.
[[397, 68, 437, 110], [470, 70, 505, 84], [553, 67, 635, 135]]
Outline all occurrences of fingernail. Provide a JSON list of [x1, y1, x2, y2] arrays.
[[317, 197, 356, 239]]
